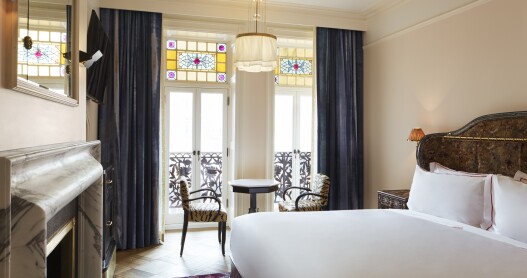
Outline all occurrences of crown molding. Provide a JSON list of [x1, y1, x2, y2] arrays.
[[363, 0, 410, 18], [99, 0, 367, 30], [266, 1, 365, 20], [163, 15, 241, 37], [364, 0, 490, 47]]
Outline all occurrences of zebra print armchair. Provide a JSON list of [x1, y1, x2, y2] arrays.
[[278, 174, 330, 212], [178, 179, 227, 256]]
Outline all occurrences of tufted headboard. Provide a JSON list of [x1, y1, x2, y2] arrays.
[[417, 111, 527, 177]]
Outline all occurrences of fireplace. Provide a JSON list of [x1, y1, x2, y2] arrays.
[[46, 218, 75, 277], [0, 141, 103, 278]]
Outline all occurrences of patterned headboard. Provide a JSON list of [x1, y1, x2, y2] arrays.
[[417, 111, 527, 177]]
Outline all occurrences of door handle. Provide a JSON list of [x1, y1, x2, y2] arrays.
[[193, 150, 196, 155]]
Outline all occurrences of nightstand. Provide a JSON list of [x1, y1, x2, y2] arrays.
[[377, 190, 410, 209]]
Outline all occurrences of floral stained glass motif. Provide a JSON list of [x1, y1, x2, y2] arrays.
[[275, 47, 313, 87], [178, 53, 216, 71], [18, 44, 61, 64], [17, 29, 67, 77], [166, 40, 227, 83], [280, 58, 312, 75]]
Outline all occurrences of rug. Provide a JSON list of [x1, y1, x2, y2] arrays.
[[175, 273, 230, 278]]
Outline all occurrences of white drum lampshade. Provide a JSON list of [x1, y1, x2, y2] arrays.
[[235, 33, 277, 72], [235, 0, 277, 72]]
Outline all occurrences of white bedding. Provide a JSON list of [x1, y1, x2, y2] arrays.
[[230, 210, 527, 278]]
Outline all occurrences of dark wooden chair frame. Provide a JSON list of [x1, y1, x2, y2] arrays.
[[282, 186, 327, 211], [180, 187, 226, 256]]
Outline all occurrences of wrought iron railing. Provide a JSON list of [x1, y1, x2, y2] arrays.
[[273, 151, 311, 202], [168, 152, 223, 208], [168, 151, 311, 207], [299, 151, 312, 189]]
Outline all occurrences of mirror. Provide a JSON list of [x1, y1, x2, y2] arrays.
[[5, 0, 78, 106]]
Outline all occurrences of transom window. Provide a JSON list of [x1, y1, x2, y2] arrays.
[[165, 39, 227, 83], [275, 47, 313, 87], [18, 29, 68, 77]]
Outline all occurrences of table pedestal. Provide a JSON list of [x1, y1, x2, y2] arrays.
[[249, 193, 258, 213], [229, 179, 279, 214]]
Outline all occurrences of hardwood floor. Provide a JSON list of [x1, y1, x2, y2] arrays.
[[115, 228, 231, 278]]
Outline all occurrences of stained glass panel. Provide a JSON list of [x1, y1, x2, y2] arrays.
[[167, 40, 176, 50], [50, 66, 61, 77], [188, 41, 197, 51], [18, 43, 62, 64], [39, 31, 50, 42], [50, 32, 61, 42], [166, 39, 227, 83], [279, 58, 312, 75], [275, 47, 313, 87], [167, 71, 176, 80], [217, 44, 227, 53], [177, 53, 216, 70], [39, 66, 49, 76], [17, 29, 67, 77], [217, 73, 226, 83]]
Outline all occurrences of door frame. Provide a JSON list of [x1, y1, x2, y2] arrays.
[[164, 84, 230, 230], [274, 86, 313, 210]]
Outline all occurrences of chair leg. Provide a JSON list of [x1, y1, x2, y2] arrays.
[[221, 221, 226, 256], [180, 211, 189, 257], [218, 222, 222, 243]]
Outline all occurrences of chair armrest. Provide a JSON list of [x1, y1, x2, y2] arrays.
[[190, 188, 218, 198], [283, 186, 311, 200], [295, 193, 326, 210], [188, 196, 221, 205]]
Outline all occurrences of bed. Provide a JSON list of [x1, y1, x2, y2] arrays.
[[229, 111, 527, 278]]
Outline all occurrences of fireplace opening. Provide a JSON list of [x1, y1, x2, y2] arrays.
[[46, 219, 76, 278]]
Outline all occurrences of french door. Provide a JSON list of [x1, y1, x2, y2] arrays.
[[273, 88, 313, 206], [166, 87, 228, 227]]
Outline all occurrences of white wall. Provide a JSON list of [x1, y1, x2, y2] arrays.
[[0, 0, 98, 151], [86, 1, 100, 141], [363, 0, 527, 208], [233, 70, 275, 216], [365, 0, 479, 45]]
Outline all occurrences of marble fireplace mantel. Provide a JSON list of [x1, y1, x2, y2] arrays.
[[0, 141, 103, 278]]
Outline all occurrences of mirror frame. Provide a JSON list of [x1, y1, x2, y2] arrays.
[[5, 0, 79, 107]]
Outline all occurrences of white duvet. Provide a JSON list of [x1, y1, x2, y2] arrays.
[[230, 209, 527, 278]]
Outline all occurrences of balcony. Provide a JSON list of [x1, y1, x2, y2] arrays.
[[168, 151, 312, 208]]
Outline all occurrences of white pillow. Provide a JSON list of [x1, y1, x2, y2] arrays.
[[429, 162, 487, 177], [513, 170, 527, 184], [491, 175, 527, 243], [408, 165, 491, 228], [429, 162, 493, 228]]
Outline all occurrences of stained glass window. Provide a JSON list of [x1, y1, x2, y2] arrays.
[[275, 47, 313, 87], [17, 29, 67, 77], [166, 39, 227, 83]]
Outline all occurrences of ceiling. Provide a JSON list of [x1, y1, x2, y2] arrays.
[[267, 0, 398, 14]]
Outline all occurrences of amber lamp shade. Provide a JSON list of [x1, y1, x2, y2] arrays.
[[408, 128, 425, 142]]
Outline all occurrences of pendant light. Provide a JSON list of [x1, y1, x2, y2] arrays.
[[234, 0, 277, 72], [23, 0, 33, 50]]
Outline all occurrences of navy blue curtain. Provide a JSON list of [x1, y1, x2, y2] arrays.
[[316, 27, 364, 210], [98, 9, 161, 249]]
